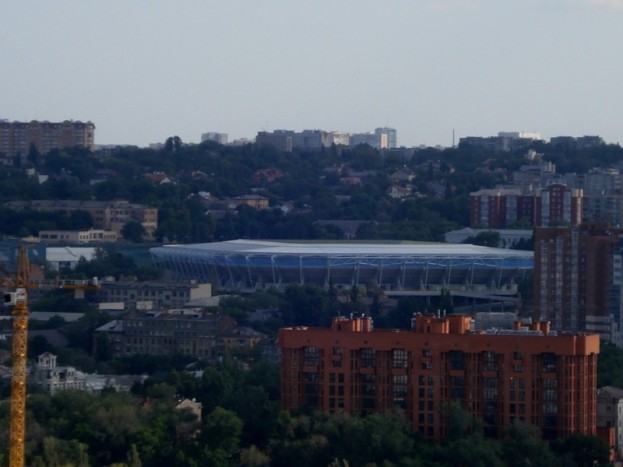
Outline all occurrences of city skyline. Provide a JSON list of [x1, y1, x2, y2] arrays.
[[1, 1, 622, 147]]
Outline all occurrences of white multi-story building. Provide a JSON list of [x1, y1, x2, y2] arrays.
[[30, 352, 86, 394]]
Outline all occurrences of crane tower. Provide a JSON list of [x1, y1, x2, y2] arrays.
[[5, 246, 101, 467]]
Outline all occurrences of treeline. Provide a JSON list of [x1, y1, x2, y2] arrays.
[[2, 139, 622, 243], [0, 357, 611, 466]]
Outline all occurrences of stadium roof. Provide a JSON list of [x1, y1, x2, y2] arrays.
[[153, 239, 533, 258], [151, 240, 533, 297]]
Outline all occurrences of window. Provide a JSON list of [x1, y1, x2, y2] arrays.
[[483, 351, 498, 371], [542, 353, 557, 372], [361, 348, 375, 368], [449, 350, 464, 371], [393, 349, 408, 368], [304, 346, 320, 366]]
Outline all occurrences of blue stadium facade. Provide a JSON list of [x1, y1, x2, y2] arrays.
[[150, 240, 533, 299]]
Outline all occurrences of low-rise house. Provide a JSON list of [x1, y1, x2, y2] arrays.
[[145, 172, 173, 184], [386, 185, 412, 200], [232, 195, 269, 210]]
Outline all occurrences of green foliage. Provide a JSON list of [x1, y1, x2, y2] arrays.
[[597, 342, 623, 387], [462, 231, 501, 248], [551, 433, 611, 467], [281, 284, 332, 327], [501, 420, 556, 466], [121, 221, 146, 243], [71, 248, 162, 281]]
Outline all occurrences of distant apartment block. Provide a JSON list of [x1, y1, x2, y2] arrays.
[[459, 132, 542, 153], [5, 199, 158, 238], [350, 127, 397, 150], [534, 223, 623, 338], [469, 183, 583, 228], [97, 279, 212, 310], [328, 132, 351, 146], [511, 165, 623, 227], [256, 130, 293, 152], [280, 314, 599, 441], [39, 229, 118, 244], [511, 160, 557, 185], [201, 132, 228, 145], [256, 127, 397, 152], [95, 309, 236, 359], [0, 120, 95, 161], [550, 135, 605, 151]]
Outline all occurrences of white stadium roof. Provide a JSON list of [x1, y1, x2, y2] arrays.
[[157, 239, 532, 257], [151, 240, 533, 296]]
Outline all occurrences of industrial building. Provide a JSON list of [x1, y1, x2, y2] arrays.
[[279, 314, 599, 441]]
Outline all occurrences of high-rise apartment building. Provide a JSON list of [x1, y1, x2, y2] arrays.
[[280, 314, 599, 441], [0, 120, 95, 161], [534, 223, 623, 338], [536, 183, 583, 227], [469, 183, 583, 229], [375, 127, 398, 149]]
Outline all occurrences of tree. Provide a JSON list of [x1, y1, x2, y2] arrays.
[[501, 420, 556, 466], [462, 231, 501, 248], [551, 433, 610, 467], [127, 444, 142, 467], [164, 136, 182, 152], [440, 288, 454, 313], [200, 407, 243, 461], [69, 209, 94, 230], [121, 221, 146, 243]]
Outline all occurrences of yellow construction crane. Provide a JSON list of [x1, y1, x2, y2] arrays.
[[4, 245, 101, 467]]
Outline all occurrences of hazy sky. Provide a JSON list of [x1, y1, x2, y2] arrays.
[[1, 1, 622, 147]]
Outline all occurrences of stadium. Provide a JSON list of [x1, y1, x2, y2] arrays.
[[150, 240, 533, 301]]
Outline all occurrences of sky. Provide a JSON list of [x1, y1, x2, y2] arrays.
[[1, 0, 622, 147]]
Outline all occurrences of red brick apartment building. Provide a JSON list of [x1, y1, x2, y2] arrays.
[[534, 223, 623, 338], [279, 315, 599, 441]]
